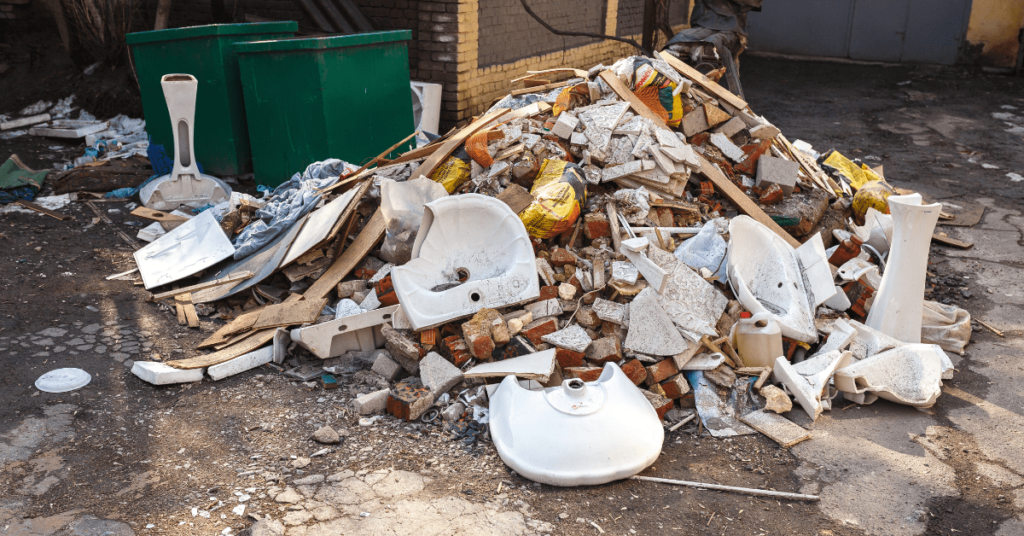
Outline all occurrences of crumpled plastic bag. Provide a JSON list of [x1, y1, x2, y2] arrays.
[[232, 159, 355, 259], [379, 177, 448, 264], [921, 300, 971, 354], [674, 217, 728, 283]]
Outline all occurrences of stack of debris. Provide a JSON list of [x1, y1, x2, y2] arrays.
[[121, 52, 971, 487]]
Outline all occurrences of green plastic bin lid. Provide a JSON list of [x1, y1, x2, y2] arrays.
[[126, 22, 298, 45], [232, 30, 411, 54]]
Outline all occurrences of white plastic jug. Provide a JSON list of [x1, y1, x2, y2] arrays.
[[730, 312, 784, 368]]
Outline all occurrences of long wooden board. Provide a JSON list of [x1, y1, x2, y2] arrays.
[[15, 199, 72, 221], [303, 208, 387, 301], [250, 297, 327, 330], [149, 271, 254, 301], [660, 53, 749, 111], [409, 107, 511, 180]]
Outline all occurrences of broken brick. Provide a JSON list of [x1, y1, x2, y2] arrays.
[[555, 347, 586, 368], [521, 317, 558, 346], [564, 367, 603, 382], [373, 275, 399, 306], [642, 389, 674, 420], [550, 247, 576, 267], [498, 335, 537, 361], [439, 335, 471, 367], [539, 285, 559, 300], [461, 316, 495, 360], [734, 139, 772, 176], [759, 183, 784, 205], [621, 358, 648, 385], [585, 336, 622, 363], [386, 378, 434, 421], [645, 358, 680, 385], [381, 324, 423, 374], [583, 212, 610, 239], [575, 305, 602, 330], [647, 382, 668, 398], [660, 374, 690, 399]]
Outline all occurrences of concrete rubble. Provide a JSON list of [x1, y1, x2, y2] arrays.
[[90, 50, 965, 494]]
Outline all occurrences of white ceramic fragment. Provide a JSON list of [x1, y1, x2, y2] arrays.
[[611, 261, 639, 285], [679, 352, 725, 371], [624, 288, 687, 356], [833, 344, 948, 407], [208, 346, 274, 381], [489, 363, 663, 486], [290, 305, 399, 359], [727, 216, 817, 343], [541, 324, 593, 353], [134, 210, 235, 289], [772, 357, 824, 421], [619, 237, 668, 293], [685, 371, 756, 437], [865, 194, 942, 343], [794, 233, 837, 306], [392, 194, 540, 330], [464, 349, 557, 383]]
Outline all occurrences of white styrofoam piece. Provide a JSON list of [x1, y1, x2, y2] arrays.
[[865, 194, 942, 343], [281, 188, 358, 267], [392, 194, 540, 330], [727, 216, 817, 343], [833, 344, 948, 407], [133, 210, 235, 289], [795, 232, 837, 306], [489, 363, 663, 486], [290, 305, 399, 359], [208, 346, 274, 381], [131, 361, 204, 385], [29, 119, 107, 138], [140, 74, 231, 210]]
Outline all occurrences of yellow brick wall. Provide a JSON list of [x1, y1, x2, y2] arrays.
[[453, 0, 688, 124]]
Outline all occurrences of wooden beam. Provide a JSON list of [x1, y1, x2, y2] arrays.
[[660, 53, 749, 111], [166, 330, 275, 369], [599, 70, 669, 127], [15, 199, 71, 221], [931, 234, 973, 249], [409, 107, 511, 180], [509, 80, 570, 96]]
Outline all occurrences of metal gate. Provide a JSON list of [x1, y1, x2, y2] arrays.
[[745, 0, 974, 65]]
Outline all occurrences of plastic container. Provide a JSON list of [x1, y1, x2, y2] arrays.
[[730, 312, 784, 368], [233, 31, 416, 187], [126, 22, 298, 176]]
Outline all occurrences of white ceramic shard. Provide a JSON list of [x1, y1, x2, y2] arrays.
[[620, 238, 668, 294], [35, 368, 91, 393], [541, 324, 593, 353], [727, 216, 817, 343], [290, 305, 399, 359], [281, 188, 358, 267], [464, 349, 557, 383], [772, 357, 824, 421], [392, 194, 540, 330], [792, 350, 852, 397], [140, 74, 231, 210], [624, 288, 687, 356], [489, 363, 664, 486], [651, 251, 726, 340], [794, 233, 837, 306], [833, 344, 947, 407], [133, 210, 235, 289], [680, 352, 725, 371], [809, 319, 857, 359], [865, 194, 942, 343]]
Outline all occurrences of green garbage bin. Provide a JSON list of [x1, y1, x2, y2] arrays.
[[234, 31, 416, 187], [126, 22, 298, 176]]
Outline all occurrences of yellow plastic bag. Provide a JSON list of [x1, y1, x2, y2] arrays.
[[633, 60, 683, 128], [429, 147, 471, 193], [518, 159, 587, 239], [822, 150, 881, 191]]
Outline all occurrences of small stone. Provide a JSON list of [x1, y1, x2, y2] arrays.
[[293, 474, 325, 486], [274, 488, 303, 503], [290, 457, 311, 469], [558, 282, 577, 300], [760, 384, 793, 413], [704, 364, 736, 388], [312, 426, 340, 445]]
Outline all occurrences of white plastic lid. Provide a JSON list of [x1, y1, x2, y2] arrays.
[[35, 368, 92, 393]]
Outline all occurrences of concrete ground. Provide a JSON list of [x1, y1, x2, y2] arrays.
[[1, 56, 1022, 536]]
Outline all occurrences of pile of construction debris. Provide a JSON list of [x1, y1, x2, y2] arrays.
[[122, 52, 971, 488]]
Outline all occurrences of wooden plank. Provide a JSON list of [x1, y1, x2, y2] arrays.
[[198, 308, 262, 349], [149, 271, 255, 301], [409, 107, 511, 180], [509, 79, 570, 96], [511, 68, 588, 84], [697, 155, 801, 249], [177, 293, 200, 328], [320, 131, 418, 194], [130, 206, 188, 223], [931, 234, 973, 249], [251, 297, 328, 330], [15, 199, 72, 221], [303, 209, 387, 301], [599, 70, 670, 127], [660, 53, 749, 111], [605, 201, 622, 254], [166, 330, 275, 370]]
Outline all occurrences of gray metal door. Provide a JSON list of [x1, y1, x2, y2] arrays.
[[902, 0, 973, 63], [848, 0, 910, 62], [744, 0, 856, 58]]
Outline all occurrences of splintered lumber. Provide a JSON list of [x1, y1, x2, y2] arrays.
[[167, 330, 275, 369], [660, 53, 748, 111], [320, 131, 418, 194], [410, 107, 511, 180], [177, 293, 200, 328], [632, 475, 819, 501], [198, 308, 263, 348], [130, 206, 188, 223], [931, 234, 973, 249], [509, 79, 570, 96], [15, 199, 72, 221], [599, 70, 671, 128], [250, 297, 327, 330], [304, 208, 386, 301], [149, 271, 254, 301]]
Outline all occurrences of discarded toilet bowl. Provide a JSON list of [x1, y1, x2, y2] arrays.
[[140, 74, 232, 211], [392, 194, 540, 330], [727, 216, 817, 343], [833, 344, 948, 407], [865, 194, 941, 343], [489, 363, 664, 486], [290, 305, 399, 359]]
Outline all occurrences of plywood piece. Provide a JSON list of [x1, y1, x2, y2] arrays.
[[661, 53, 748, 111], [177, 293, 200, 328], [251, 297, 328, 330], [198, 308, 262, 348], [167, 330, 275, 370], [703, 103, 731, 127], [931, 234, 973, 249], [149, 271, 255, 301], [410, 107, 511, 180], [739, 409, 811, 448], [131, 206, 188, 223], [281, 188, 358, 267], [697, 155, 800, 249]]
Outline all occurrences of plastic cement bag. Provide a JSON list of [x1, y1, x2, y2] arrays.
[[921, 300, 971, 355]]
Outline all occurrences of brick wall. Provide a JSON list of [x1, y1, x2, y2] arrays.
[[477, 0, 605, 67]]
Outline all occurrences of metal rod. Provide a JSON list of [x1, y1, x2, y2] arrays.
[[631, 475, 820, 501], [667, 413, 696, 431]]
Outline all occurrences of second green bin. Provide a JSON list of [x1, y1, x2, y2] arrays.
[[234, 31, 416, 187]]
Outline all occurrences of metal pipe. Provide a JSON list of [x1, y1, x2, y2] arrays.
[[631, 475, 820, 501]]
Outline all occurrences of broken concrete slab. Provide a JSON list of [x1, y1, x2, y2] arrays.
[[624, 288, 687, 356], [759, 384, 793, 413], [419, 352, 464, 395], [208, 346, 274, 381], [610, 261, 639, 285], [756, 155, 799, 196], [525, 298, 563, 319], [353, 388, 390, 415], [593, 298, 627, 324], [739, 409, 810, 447], [371, 351, 405, 382], [709, 132, 746, 163]]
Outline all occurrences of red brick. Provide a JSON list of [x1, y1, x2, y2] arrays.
[[621, 358, 647, 385], [374, 275, 399, 306], [439, 335, 471, 367], [759, 183, 783, 205], [583, 212, 610, 239], [461, 317, 494, 359], [585, 336, 622, 363], [734, 139, 773, 176], [521, 317, 558, 346], [386, 379, 433, 421], [647, 382, 668, 397], [641, 389, 674, 420], [555, 347, 586, 368], [645, 358, 680, 385], [660, 374, 690, 399], [549, 247, 576, 267], [564, 367, 603, 382], [539, 285, 559, 300]]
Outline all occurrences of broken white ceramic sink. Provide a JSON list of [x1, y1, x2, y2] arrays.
[[833, 344, 948, 407], [290, 305, 399, 359], [489, 362, 663, 486], [727, 216, 817, 343], [140, 74, 231, 210], [392, 194, 540, 330]]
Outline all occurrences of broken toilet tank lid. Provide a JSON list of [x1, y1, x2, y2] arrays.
[[35, 368, 92, 393]]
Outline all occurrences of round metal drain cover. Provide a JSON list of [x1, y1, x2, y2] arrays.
[[35, 368, 92, 393]]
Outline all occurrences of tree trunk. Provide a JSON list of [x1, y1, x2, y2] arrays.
[[154, 0, 172, 30]]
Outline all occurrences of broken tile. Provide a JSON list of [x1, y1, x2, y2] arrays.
[[624, 288, 687, 356]]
